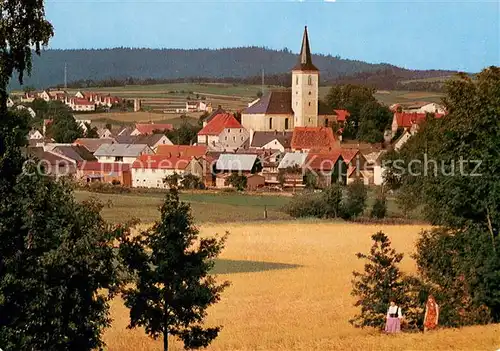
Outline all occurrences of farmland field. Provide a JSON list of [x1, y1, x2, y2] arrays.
[[103, 222, 500, 350]]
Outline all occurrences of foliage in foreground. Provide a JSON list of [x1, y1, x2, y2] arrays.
[[119, 188, 229, 351], [384, 67, 500, 325], [350, 232, 423, 331]]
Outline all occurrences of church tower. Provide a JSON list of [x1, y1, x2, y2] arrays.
[[292, 26, 319, 128]]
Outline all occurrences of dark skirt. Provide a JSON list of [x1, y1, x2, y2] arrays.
[[385, 317, 401, 333]]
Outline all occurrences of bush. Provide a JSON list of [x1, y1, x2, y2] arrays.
[[342, 180, 367, 219], [181, 174, 204, 190], [282, 192, 326, 218], [370, 196, 387, 219], [225, 173, 247, 191]]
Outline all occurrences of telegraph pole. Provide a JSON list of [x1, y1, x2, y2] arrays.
[[64, 63, 67, 89]]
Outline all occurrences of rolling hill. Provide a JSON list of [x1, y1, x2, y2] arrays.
[[9, 47, 457, 90]]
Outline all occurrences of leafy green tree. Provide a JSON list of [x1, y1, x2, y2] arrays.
[[356, 101, 392, 143], [45, 104, 84, 143], [181, 173, 203, 189], [164, 172, 181, 188], [371, 195, 387, 219], [84, 122, 99, 138], [325, 84, 377, 139], [322, 183, 344, 218], [225, 173, 247, 191], [303, 170, 317, 190], [119, 189, 229, 351], [384, 68, 500, 323], [166, 121, 201, 145], [350, 232, 423, 330], [342, 179, 368, 219]]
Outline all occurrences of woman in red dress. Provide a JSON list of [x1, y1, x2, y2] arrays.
[[423, 295, 439, 332]]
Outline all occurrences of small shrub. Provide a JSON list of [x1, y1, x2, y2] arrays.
[[225, 173, 247, 191], [282, 192, 325, 218], [181, 174, 203, 190], [370, 196, 387, 219], [342, 179, 367, 219]]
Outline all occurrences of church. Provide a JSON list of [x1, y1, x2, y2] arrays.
[[241, 26, 336, 132]]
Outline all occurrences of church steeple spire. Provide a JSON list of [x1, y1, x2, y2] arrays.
[[293, 26, 318, 72]]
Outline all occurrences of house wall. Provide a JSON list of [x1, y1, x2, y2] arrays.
[[292, 71, 319, 128], [132, 168, 182, 188], [151, 136, 173, 151], [218, 127, 250, 148], [197, 134, 219, 145], [97, 155, 144, 164], [72, 104, 95, 112], [241, 113, 294, 132], [246, 175, 265, 190], [417, 103, 446, 114], [373, 166, 384, 186], [77, 170, 131, 186], [394, 131, 412, 151], [391, 114, 400, 134], [261, 139, 286, 152]]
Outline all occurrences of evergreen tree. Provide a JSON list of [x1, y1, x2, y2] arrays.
[[350, 232, 423, 330], [119, 189, 229, 351]]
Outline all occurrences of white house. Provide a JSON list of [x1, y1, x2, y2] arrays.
[[97, 128, 113, 139], [38, 90, 52, 102], [415, 103, 446, 114], [75, 119, 92, 132], [197, 113, 249, 150], [69, 98, 95, 112], [94, 144, 153, 164], [131, 154, 206, 189], [28, 129, 44, 140], [249, 131, 292, 152]]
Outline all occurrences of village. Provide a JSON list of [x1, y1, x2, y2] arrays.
[[13, 27, 447, 193]]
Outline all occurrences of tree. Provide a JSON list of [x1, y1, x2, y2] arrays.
[[164, 172, 181, 188], [356, 102, 392, 143], [256, 90, 263, 98], [166, 122, 201, 145], [119, 189, 229, 351], [342, 179, 367, 219], [350, 232, 423, 331], [225, 173, 247, 191], [181, 173, 203, 189], [85, 123, 99, 138], [325, 84, 377, 139], [303, 170, 317, 190], [384, 68, 500, 323], [370, 195, 387, 219], [45, 103, 84, 143]]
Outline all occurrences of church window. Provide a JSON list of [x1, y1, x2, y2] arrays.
[[308, 75, 312, 85], [285, 118, 289, 130], [269, 118, 273, 130], [309, 91, 311, 95], [308, 118, 311, 123], [296, 76, 298, 85], [308, 102, 311, 106]]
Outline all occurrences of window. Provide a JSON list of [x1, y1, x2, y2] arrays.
[[308, 75, 312, 85], [241, 136, 244, 141], [239, 129, 242, 132], [285, 118, 289, 130], [308, 102, 311, 106], [269, 118, 272, 130], [115, 156, 123, 162], [225, 136, 227, 140], [296, 76, 298, 85], [325, 119, 329, 127], [232, 136, 235, 141], [152, 169, 156, 173], [308, 118, 311, 123], [308, 91, 311, 95]]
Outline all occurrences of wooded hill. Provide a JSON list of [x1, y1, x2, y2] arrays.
[[9, 47, 458, 91]]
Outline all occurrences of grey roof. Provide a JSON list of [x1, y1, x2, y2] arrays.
[[250, 131, 293, 148], [216, 154, 258, 172], [242, 90, 293, 115], [74, 138, 116, 153], [292, 26, 319, 72], [115, 133, 168, 147], [51, 145, 96, 162], [277, 152, 308, 169], [204, 107, 225, 123], [94, 143, 151, 157]]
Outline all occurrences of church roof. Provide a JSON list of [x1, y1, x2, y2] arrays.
[[292, 26, 319, 72], [242, 90, 293, 115]]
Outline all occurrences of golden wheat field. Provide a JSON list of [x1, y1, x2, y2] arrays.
[[104, 222, 500, 351]]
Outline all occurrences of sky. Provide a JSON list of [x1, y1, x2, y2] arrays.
[[44, 0, 499, 72]]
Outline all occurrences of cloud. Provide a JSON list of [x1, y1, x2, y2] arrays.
[[324, 0, 336, 2]]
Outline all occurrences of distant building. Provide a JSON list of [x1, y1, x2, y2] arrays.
[[94, 144, 153, 164], [391, 112, 445, 135], [131, 123, 173, 136], [241, 27, 336, 132], [248, 131, 292, 152], [291, 127, 340, 152], [115, 133, 173, 152], [73, 138, 117, 153], [197, 113, 249, 151]]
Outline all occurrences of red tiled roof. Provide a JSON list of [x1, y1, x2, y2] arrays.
[[334, 109, 350, 122], [79, 162, 130, 172], [74, 98, 94, 106], [291, 127, 338, 151], [156, 145, 207, 158], [306, 151, 343, 171], [197, 113, 243, 136], [134, 123, 173, 135], [132, 154, 192, 170], [394, 112, 445, 128], [339, 149, 359, 164]]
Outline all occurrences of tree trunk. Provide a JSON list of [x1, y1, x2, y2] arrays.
[[163, 331, 168, 351]]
